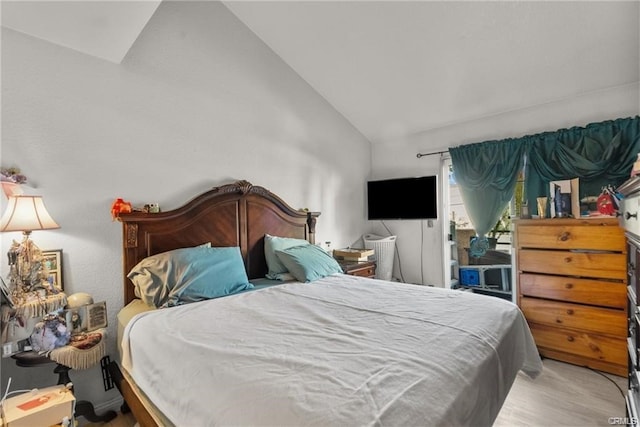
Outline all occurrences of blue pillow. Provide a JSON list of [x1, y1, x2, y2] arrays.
[[264, 234, 310, 280], [274, 244, 343, 283], [127, 246, 253, 307]]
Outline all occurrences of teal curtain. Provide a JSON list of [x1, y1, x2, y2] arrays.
[[450, 140, 526, 242], [449, 116, 639, 257], [525, 116, 640, 213]]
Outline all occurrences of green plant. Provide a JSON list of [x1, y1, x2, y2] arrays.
[[488, 208, 511, 240]]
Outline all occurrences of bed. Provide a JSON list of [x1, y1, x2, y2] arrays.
[[112, 180, 542, 427]]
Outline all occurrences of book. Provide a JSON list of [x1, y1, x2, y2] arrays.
[[339, 255, 371, 262], [549, 178, 579, 218], [333, 248, 374, 259]]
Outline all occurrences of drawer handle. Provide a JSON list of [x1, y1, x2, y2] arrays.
[[567, 336, 575, 342], [565, 283, 573, 289], [566, 309, 574, 315], [564, 257, 572, 263], [559, 232, 570, 241], [627, 211, 638, 220]]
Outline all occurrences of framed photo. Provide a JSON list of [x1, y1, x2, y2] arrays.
[[86, 301, 108, 331], [64, 301, 107, 335], [42, 249, 63, 292], [65, 307, 85, 335], [0, 276, 14, 308]]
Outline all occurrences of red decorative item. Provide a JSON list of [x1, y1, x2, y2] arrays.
[[111, 198, 132, 220], [596, 193, 615, 216]]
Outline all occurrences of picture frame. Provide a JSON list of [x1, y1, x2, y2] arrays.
[[42, 249, 63, 292], [0, 276, 14, 308], [64, 301, 107, 335], [86, 301, 108, 331]]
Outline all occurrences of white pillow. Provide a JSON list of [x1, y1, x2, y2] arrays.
[[264, 234, 310, 280]]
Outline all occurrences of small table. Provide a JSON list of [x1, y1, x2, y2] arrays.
[[12, 351, 117, 423]]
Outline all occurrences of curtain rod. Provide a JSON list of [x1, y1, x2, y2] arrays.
[[416, 149, 449, 158]]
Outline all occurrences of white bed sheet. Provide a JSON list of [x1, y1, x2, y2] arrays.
[[122, 275, 542, 426]]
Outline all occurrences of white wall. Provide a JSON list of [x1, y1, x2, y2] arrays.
[[371, 83, 640, 287], [0, 1, 371, 410]]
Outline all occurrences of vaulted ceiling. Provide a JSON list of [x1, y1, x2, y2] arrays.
[[2, 1, 638, 144]]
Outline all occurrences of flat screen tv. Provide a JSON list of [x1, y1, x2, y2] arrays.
[[367, 176, 438, 220]]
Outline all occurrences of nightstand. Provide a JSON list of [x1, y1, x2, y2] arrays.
[[337, 260, 376, 278]]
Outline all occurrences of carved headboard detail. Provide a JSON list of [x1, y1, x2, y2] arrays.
[[117, 180, 319, 305]]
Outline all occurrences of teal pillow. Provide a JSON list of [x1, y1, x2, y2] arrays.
[[274, 244, 343, 283], [264, 234, 310, 279], [127, 246, 253, 307]]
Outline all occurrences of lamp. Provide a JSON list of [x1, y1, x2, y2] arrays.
[[0, 195, 60, 300]]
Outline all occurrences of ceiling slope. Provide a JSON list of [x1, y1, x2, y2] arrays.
[[1, 0, 161, 64], [225, 1, 639, 143], [1, 1, 638, 144]]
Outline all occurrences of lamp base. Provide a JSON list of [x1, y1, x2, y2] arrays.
[[7, 233, 50, 303]]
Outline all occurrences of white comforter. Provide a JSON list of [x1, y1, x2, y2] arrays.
[[122, 275, 542, 426]]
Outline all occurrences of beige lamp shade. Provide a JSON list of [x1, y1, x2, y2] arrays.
[[0, 195, 60, 233]]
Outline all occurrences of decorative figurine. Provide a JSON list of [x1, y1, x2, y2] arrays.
[[110, 198, 132, 220]]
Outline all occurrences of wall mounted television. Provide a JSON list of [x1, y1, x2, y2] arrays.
[[367, 175, 438, 220]]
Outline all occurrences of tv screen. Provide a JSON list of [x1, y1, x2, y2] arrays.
[[367, 176, 438, 220]]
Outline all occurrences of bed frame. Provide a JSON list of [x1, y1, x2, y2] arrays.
[[111, 180, 320, 425], [117, 179, 320, 305]]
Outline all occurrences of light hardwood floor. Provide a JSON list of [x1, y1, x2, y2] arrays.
[[86, 358, 627, 426], [494, 358, 626, 426]]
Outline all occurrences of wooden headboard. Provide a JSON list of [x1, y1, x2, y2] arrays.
[[117, 180, 319, 305]]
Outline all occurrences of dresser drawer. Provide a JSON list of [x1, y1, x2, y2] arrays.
[[517, 224, 625, 251], [529, 323, 627, 366], [519, 273, 626, 308], [519, 249, 626, 280], [521, 297, 626, 337]]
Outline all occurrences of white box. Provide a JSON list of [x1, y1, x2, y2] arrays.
[[549, 178, 580, 218], [1, 385, 75, 427]]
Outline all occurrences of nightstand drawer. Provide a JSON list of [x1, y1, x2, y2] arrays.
[[347, 265, 375, 278], [338, 261, 376, 278]]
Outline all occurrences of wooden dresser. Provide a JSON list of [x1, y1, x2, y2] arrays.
[[515, 218, 627, 376]]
